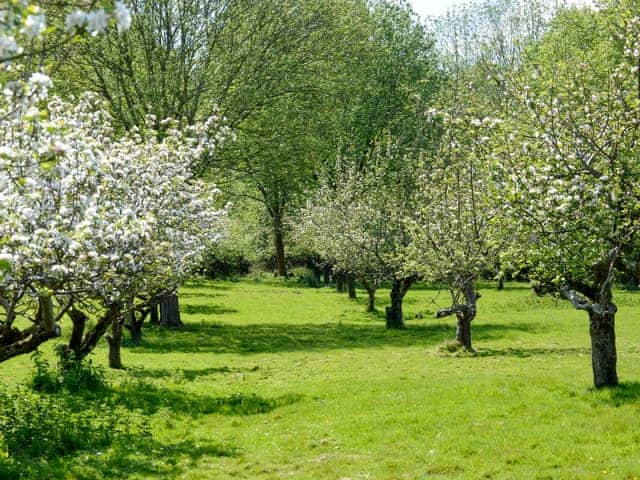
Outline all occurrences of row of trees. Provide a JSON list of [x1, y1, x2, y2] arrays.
[[2, 0, 638, 392], [298, 0, 640, 389]]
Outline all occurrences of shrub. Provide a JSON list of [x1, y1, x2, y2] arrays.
[[29, 350, 107, 394], [0, 386, 149, 459]]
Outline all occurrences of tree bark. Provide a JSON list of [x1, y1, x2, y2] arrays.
[[159, 292, 183, 327], [272, 213, 287, 277], [347, 275, 357, 299], [67, 308, 87, 359], [435, 277, 479, 350], [323, 266, 331, 286], [385, 277, 415, 329], [106, 320, 123, 369], [589, 310, 618, 388], [149, 300, 159, 324], [0, 296, 62, 363], [366, 287, 376, 312], [336, 274, 346, 293]]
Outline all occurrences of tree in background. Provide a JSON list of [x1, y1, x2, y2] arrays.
[[299, 139, 421, 327]]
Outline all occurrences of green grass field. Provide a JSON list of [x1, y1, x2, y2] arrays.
[[2, 278, 640, 479]]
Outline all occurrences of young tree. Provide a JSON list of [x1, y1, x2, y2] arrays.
[[408, 109, 505, 350], [498, 2, 640, 387]]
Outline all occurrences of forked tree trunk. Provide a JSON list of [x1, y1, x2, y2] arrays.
[[106, 320, 123, 369], [159, 293, 182, 327], [589, 310, 618, 388], [347, 275, 357, 299]]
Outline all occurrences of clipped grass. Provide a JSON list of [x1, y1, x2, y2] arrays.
[[2, 278, 640, 479]]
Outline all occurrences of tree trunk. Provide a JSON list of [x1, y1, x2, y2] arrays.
[[497, 276, 504, 291], [347, 275, 357, 299], [125, 309, 145, 346], [67, 309, 87, 359], [456, 280, 478, 350], [159, 292, 183, 327], [589, 310, 618, 388], [106, 320, 123, 369], [272, 213, 287, 277], [323, 266, 331, 286], [149, 301, 159, 324], [456, 315, 472, 349], [385, 278, 414, 329], [336, 274, 346, 293], [366, 287, 376, 312]]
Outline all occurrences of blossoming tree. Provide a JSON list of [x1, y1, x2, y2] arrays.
[[408, 110, 505, 351], [298, 142, 421, 327], [499, 3, 640, 387]]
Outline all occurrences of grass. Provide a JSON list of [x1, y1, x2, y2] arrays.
[[2, 278, 640, 479]]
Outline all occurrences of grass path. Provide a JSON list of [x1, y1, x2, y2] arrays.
[[2, 279, 640, 479]]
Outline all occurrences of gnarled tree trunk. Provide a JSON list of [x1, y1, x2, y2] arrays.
[[385, 276, 416, 329], [159, 292, 182, 327], [436, 276, 480, 351], [0, 296, 62, 363], [561, 254, 619, 389]]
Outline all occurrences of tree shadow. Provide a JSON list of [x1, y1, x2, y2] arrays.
[[473, 346, 590, 358], [181, 304, 238, 315], [135, 321, 542, 355], [106, 380, 302, 417], [127, 365, 260, 381], [0, 436, 238, 480], [596, 382, 640, 406]]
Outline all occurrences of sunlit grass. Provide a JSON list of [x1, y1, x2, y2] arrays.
[[2, 278, 640, 479]]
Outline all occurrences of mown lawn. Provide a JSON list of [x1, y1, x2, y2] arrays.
[[2, 278, 640, 479]]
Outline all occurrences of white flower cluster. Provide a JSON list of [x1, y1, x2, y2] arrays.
[[0, 94, 227, 321]]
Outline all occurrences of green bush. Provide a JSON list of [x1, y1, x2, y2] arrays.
[[29, 350, 107, 394], [0, 386, 149, 460]]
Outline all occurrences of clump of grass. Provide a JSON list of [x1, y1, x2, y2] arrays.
[[436, 340, 477, 356]]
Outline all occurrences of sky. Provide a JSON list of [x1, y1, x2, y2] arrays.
[[408, 0, 590, 19], [409, 0, 469, 18]]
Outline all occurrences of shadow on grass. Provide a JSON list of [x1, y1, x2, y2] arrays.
[[596, 381, 640, 406], [181, 304, 238, 315], [128, 365, 260, 381], [0, 437, 238, 480], [473, 346, 590, 358], [137, 321, 541, 355], [106, 380, 302, 417]]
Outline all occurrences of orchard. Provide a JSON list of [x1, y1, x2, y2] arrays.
[[1, 0, 640, 478]]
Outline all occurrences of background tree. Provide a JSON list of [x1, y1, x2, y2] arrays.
[[299, 139, 421, 328]]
